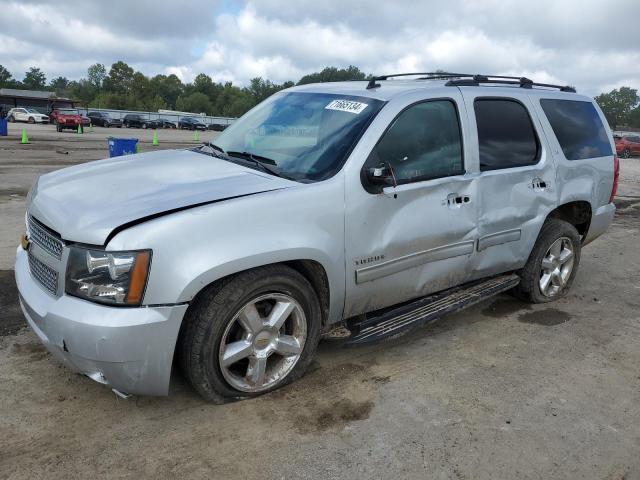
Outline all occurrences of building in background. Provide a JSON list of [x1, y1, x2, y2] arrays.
[[0, 88, 78, 115]]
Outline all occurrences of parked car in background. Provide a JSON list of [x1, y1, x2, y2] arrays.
[[87, 112, 122, 128], [123, 114, 158, 129], [50, 109, 89, 127], [178, 117, 207, 130], [7, 107, 49, 124], [16, 73, 618, 402], [50, 109, 84, 132], [207, 123, 228, 131], [155, 118, 176, 129], [614, 133, 640, 158]]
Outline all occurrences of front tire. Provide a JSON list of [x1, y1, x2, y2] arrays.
[[514, 219, 581, 303], [178, 265, 322, 403], [622, 148, 631, 159]]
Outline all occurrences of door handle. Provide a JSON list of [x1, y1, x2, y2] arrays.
[[529, 178, 548, 191], [444, 193, 471, 208]]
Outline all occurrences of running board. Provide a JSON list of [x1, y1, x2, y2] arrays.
[[346, 274, 520, 345]]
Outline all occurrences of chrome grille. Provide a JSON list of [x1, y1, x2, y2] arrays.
[[28, 216, 63, 259], [28, 252, 59, 295]]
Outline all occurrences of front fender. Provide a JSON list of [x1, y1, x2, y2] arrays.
[[107, 179, 346, 324]]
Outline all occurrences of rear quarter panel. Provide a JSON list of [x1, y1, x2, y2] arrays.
[[528, 92, 615, 212]]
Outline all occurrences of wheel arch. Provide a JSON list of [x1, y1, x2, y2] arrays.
[[545, 200, 592, 240], [182, 258, 334, 329]]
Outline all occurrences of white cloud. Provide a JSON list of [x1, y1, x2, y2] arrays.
[[1, 0, 639, 96]]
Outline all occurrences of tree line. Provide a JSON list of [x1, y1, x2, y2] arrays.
[[0, 61, 638, 126], [0, 62, 366, 117]]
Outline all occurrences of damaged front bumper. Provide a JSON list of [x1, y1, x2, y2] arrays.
[[15, 247, 188, 396]]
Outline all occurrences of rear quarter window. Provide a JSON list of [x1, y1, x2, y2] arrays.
[[540, 99, 612, 160]]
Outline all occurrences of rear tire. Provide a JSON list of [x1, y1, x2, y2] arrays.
[[178, 265, 322, 403], [8, 115, 15, 123], [622, 148, 631, 159], [514, 219, 581, 303]]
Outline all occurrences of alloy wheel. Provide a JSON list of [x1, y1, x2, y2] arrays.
[[218, 293, 307, 393], [539, 237, 574, 297]]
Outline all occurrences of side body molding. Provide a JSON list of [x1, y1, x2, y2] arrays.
[[355, 240, 475, 284], [477, 229, 522, 252]]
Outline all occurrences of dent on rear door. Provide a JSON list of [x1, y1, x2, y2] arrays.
[[467, 93, 559, 277]]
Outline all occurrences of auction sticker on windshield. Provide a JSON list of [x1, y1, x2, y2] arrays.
[[325, 99, 369, 114]]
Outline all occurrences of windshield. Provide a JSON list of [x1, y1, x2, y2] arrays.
[[211, 92, 385, 182]]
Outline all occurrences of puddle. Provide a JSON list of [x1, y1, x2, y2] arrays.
[[518, 308, 571, 326]]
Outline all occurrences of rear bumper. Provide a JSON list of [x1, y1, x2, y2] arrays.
[[583, 202, 615, 246], [15, 247, 188, 396]]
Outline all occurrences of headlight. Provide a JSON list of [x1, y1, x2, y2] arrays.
[[65, 247, 151, 306]]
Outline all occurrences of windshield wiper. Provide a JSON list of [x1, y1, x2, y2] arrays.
[[198, 142, 226, 159], [226, 150, 288, 178], [227, 150, 277, 165], [207, 142, 226, 154]]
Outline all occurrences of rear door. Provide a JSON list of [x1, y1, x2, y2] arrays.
[[459, 91, 557, 277]]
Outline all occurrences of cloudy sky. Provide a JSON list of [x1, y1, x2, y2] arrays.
[[2, 0, 639, 96]]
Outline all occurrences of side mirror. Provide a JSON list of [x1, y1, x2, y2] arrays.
[[365, 165, 395, 186]]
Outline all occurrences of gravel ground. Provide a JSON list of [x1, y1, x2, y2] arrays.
[[0, 123, 639, 479]]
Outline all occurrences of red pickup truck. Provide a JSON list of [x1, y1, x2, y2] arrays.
[[50, 109, 91, 132]]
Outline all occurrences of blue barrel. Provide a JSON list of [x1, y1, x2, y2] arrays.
[[0, 118, 7, 136], [107, 137, 138, 157]]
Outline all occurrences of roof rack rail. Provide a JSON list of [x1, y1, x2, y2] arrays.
[[366, 72, 576, 93], [366, 72, 474, 89], [444, 75, 576, 93]]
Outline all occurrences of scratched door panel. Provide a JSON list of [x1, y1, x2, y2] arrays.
[[344, 175, 478, 317]]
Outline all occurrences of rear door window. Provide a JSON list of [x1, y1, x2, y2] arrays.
[[540, 99, 612, 160], [474, 99, 540, 171]]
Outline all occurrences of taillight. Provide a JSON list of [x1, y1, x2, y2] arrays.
[[609, 154, 620, 203]]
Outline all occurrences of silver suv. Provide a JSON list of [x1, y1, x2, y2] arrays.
[[15, 73, 618, 402]]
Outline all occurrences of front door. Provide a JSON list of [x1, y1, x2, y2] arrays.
[[343, 94, 479, 317], [459, 91, 558, 277]]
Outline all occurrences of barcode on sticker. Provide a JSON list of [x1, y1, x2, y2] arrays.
[[325, 99, 368, 114]]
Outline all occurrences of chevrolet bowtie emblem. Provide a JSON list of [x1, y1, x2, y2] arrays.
[[20, 233, 30, 251]]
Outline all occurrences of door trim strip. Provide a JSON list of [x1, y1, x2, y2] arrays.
[[355, 240, 475, 284], [477, 229, 521, 252]]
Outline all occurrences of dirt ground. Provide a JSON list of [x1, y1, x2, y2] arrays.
[[0, 123, 639, 479]]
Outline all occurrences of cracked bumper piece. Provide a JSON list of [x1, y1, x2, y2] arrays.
[[15, 247, 188, 396]]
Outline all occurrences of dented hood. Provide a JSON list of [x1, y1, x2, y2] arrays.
[[29, 149, 295, 245]]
